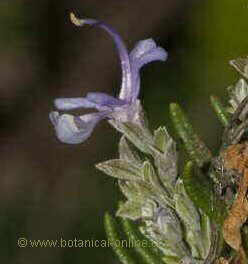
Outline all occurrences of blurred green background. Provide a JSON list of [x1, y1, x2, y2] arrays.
[[1, 0, 248, 263]]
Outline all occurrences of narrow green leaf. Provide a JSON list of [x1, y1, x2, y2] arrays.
[[183, 161, 213, 217], [183, 161, 226, 226], [121, 218, 163, 264], [104, 213, 136, 264], [210, 95, 230, 127], [183, 163, 224, 261], [96, 159, 142, 181], [169, 103, 212, 167], [200, 213, 212, 259]]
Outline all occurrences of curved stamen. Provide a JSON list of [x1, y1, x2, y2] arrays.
[[70, 13, 132, 101]]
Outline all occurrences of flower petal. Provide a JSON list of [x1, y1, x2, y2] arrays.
[[49, 111, 59, 126], [130, 39, 168, 62], [49, 111, 105, 144], [55, 97, 97, 110], [86, 92, 126, 107], [55, 93, 126, 112], [129, 39, 157, 60], [129, 39, 168, 99]]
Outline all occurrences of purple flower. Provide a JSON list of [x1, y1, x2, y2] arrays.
[[49, 13, 168, 144]]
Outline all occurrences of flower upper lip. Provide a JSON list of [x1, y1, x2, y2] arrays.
[[49, 13, 168, 144]]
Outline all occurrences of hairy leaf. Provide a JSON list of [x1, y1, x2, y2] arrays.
[[117, 201, 143, 220], [119, 136, 142, 167], [154, 126, 169, 152], [227, 78, 248, 115], [142, 161, 174, 209], [96, 159, 142, 181], [230, 56, 248, 79], [153, 126, 178, 193], [110, 120, 154, 154]]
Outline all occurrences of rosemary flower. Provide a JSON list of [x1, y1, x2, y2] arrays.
[[50, 13, 167, 144]]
